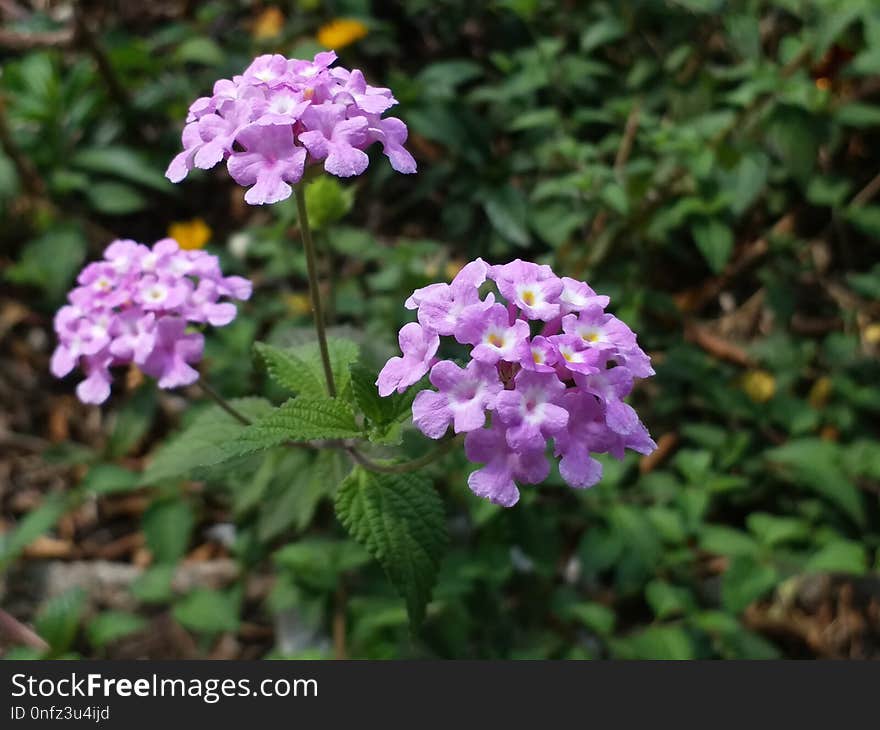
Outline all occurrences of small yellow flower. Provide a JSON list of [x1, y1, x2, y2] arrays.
[[808, 376, 832, 410], [741, 369, 776, 403], [284, 293, 312, 316], [316, 18, 368, 50], [168, 218, 212, 250], [864, 322, 880, 346], [252, 6, 285, 40]]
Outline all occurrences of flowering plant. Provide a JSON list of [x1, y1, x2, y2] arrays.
[[50, 52, 654, 626]]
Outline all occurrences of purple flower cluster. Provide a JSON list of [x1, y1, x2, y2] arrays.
[[51, 238, 251, 404], [377, 259, 656, 507], [167, 51, 416, 205]]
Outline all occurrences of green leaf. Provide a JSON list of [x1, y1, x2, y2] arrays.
[[257, 450, 349, 540], [766, 107, 820, 183], [765, 439, 864, 525], [350, 360, 386, 424], [5, 227, 87, 302], [71, 146, 171, 193], [726, 152, 768, 215], [86, 181, 148, 215], [746, 512, 809, 547], [483, 185, 530, 247], [580, 17, 625, 53], [0, 494, 68, 567], [645, 579, 694, 620], [721, 556, 778, 613], [236, 397, 360, 454], [254, 341, 325, 397], [87, 611, 147, 648], [350, 360, 416, 437], [273, 537, 370, 591], [416, 60, 483, 94], [805, 540, 867, 574], [174, 37, 224, 66], [836, 102, 880, 128], [142, 398, 272, 484], [142, 498, 194, 564], [35, 588, 86, 655], [845, 205, 880, 237], [104, 386, 157, 458], [131, 565, 174, 604], [565, 602, 616, 636], [335, 467, 447, 625], [255, 338, 359, 398], [80, 464, 140, 495], [699, 525, 760, 557], [692, 218, 734, 273], [173, 589, 239, 634], [611, 625, 697, 660]]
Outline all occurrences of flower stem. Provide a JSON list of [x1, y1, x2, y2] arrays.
[[347, 436, 461, 475], [198, 379, 252, 426], [294, 184, 336, 397]]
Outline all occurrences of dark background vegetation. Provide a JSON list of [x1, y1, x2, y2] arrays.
[[1, 0, 879, 659]]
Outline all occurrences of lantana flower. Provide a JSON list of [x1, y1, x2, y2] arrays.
[[377, 258, 657, 507], [50, 238, 251, 404], [167, 51, 416, 205]]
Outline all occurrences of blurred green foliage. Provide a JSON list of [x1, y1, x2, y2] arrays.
[[1, 0, 879, 659]]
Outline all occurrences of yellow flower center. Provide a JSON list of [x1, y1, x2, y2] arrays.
[[488, 333, 504, 348], [583, 332, 599, 342], [521, 290, 535, 306]]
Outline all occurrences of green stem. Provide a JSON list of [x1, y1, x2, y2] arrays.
[[347, 437, 461, 475], [294, 184, 336, 397], [198, 379, 252, 426]]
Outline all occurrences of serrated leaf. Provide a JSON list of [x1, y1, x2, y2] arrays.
[[141, 398, 272, 484], [335, 467, 447, 625], [255, 338, 359, 398], [254, 341, 325, 397], [236, 397, 360, 454]]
